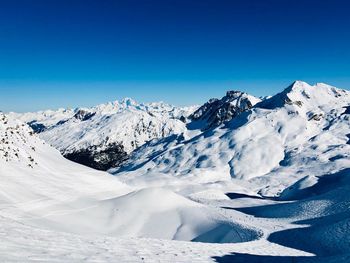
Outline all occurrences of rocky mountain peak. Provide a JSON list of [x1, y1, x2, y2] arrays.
[[120, 97, 138, 108], [225, 90, 246, 98], [189, 89, 260, 130], [73, 109, 96, 121]]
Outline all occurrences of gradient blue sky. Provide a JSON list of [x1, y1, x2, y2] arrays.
[[0, 0, 349, 112]]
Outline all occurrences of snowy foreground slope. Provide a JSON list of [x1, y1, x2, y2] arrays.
[[1, 81, 350, 262], [0, 113, 269, 262], [10, 99, 195, 170]]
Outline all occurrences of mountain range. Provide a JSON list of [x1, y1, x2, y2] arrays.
[[10, 98, 196, 170]]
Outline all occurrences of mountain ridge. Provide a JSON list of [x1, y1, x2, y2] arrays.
[[115, 81, 350, 197]]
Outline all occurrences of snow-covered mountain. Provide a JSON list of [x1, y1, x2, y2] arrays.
[[115, 81, 350, 197], [10, 98, 196, 170]]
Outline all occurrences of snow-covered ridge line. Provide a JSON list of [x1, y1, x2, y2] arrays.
[[10, 97, 196, 125]]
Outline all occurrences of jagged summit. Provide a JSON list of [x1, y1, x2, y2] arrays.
[[120, 97, 137, 106], [189, 89, 261, 130], [225, 90, 248, 97]]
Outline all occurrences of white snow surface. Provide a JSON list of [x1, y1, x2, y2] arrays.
[[2, 81, 350, 262]]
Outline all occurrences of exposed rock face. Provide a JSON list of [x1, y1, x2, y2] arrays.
[[27, 121, 47, 133], [73, 109, 96, 121], [189, 90, 261, 130]]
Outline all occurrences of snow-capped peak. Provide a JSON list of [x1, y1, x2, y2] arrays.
[[258, 80, 349, 112], [91, 98, 139, 114]]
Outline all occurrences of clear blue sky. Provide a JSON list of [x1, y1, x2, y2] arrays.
[[0, 0, 349, 112]]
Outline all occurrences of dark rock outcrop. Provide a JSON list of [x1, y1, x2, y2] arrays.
[[64, 142, 128, 171], [74, 109, 96, 121], [27, 121, 47, 133], [188, 90, 259, 130]]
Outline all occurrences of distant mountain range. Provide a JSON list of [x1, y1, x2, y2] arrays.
[[10, 99, 196, 170]]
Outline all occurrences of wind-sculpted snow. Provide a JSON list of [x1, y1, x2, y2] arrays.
[[28, 187, 259, 243]]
